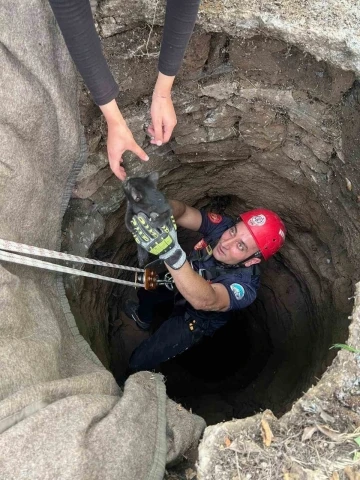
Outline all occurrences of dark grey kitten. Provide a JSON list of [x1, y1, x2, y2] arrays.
[[123, 172, 172, 267]]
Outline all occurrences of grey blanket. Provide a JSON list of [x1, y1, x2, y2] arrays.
[[0, 1, 205, 478]]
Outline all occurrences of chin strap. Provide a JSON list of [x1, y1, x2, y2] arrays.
[[189, 239, 263, 269], [236, 250, 263, 268], [216, 250, 262, 269]]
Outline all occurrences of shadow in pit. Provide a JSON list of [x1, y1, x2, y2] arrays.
[[109, 290, 272, 425]]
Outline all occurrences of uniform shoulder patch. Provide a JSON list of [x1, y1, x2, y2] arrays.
[[230, 283, 245, 300], [208, 212, 223, 224]]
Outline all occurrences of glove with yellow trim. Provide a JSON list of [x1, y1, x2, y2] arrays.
[[130, 212, 186, 270]]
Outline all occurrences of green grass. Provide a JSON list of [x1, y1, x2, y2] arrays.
[[331, 343, 360, 355]]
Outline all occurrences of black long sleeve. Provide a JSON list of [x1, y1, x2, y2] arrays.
[[48, 0, 200, 106], [48, 0, 119, 105], [158, 0, 201, 76]]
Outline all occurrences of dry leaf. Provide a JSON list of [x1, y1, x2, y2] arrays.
[[345, 178, 352, 191], [283, 471, 301, 479], [228, 438, 262, 454], [319, 407, 335, 423], [316, 425, 342, 442], [302, 426, 318, 442], [330, 472, 340, 480], [185, 468, 197, 480], [224, 436, 232, 447], [284, 463, 324, 480], [262, 409, 278, 421], [344, 466, 360, 480], [261, 418, 274, 447]]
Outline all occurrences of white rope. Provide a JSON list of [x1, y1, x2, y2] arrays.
[[0, 251, 144, 288], [0, 239, 145, 288], [0, 238, 144, 272]]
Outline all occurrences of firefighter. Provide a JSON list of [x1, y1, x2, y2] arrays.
[[125, 199, 286, 371]]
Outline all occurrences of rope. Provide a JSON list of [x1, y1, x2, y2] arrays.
[[0, 239, 145, 288], [0, 239, 144, 272]]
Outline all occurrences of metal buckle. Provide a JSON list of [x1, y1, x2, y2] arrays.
[[164, 272, 174, 291], [198, 268, 206, 278]]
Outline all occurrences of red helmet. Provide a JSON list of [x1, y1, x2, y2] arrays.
[[240, 209, 286, 260]]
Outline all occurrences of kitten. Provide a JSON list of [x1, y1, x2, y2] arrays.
[[123, 172, 172, 267]]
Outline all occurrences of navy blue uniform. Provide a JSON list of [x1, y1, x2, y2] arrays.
[[129, 210, 260, 371]]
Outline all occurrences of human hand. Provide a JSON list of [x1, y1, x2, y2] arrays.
[[107, 121, 149, 180], [130, 213, 186, 270], [100, 99, 149, 181], [148, 94, 177, 146], [148, 72, 177, 146]]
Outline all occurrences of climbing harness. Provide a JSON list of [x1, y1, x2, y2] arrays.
[[188, 239, 261, 280], [0, 238, 161, 290], [152, 271, 175, 291], [138, 258, 175, 290], [188, 319, 196, 331]]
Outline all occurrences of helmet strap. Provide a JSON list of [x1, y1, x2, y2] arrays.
[[216, 250, 262, 269], [236, 250, 262, 267]]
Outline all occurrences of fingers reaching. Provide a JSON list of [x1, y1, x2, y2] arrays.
[[152, 119, 164, 146], [107, 122, 149, 180], [130, 143, 149, 162], [147, 124, 155, 138], [104, 93, 178, 180], [150, 95, 177, 146], [109, 156, 126, 181], [163, 123, 175, 143]]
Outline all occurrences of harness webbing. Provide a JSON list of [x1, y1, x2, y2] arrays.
[[188, 239, 260, 281]]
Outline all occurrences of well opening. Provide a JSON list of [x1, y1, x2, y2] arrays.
[[62, 31, 360, 426]]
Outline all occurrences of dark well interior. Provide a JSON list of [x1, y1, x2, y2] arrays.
[[63, 33, 360, 425], [102, 192, 352, 425]]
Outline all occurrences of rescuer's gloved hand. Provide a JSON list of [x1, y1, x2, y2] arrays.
[[130, 213, 186, 270]]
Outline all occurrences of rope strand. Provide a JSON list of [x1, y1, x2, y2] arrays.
[[0, 238, 145, 288]]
